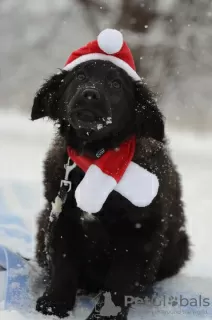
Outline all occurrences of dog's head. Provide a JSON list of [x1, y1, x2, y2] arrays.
[[31, 60, 164, 152]]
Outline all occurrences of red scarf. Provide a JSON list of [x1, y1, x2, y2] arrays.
[[67, 135, 159, 214], [67, 136, 136, 183]]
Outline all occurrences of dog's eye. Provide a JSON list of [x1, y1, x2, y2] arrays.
[[112, 80, 121, 89], [77, 72, 86, 81]]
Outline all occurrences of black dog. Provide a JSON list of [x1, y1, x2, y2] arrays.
[[31, 60, 190, 319]]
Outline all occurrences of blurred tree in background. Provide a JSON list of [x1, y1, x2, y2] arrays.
[[0, 0, 211, 131]]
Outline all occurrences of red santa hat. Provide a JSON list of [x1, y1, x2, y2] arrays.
[[63, 28, 141, 81]]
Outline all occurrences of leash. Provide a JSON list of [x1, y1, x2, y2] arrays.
[[45, 158, 76, 264]]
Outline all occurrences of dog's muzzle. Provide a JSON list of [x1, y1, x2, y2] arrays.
[[68, 87, 111, 130]]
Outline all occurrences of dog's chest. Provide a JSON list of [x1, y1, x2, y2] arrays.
[[78, 213, 113, 262]]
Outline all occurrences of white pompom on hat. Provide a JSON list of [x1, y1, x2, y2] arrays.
[[97, 28, 124, 54], [63, 28, 141, 81]]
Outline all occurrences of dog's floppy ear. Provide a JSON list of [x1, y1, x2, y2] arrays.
[[31, 71, 67, 121], [134, 82, 165, 142]]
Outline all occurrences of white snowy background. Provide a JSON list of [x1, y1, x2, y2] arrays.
[[0, 0, 212, 319]]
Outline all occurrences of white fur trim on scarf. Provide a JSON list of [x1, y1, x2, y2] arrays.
[[63, 53, 141, 81], [115, 162, 159, 207], [75, 164, 117, 214]]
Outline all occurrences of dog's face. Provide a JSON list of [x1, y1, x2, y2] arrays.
[[61, 61, 135, 140], [31, 60, 164, 148]]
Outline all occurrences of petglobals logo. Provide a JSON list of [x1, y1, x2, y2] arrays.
[[89, 291, 212, 318], [125, 293, 211, 311]]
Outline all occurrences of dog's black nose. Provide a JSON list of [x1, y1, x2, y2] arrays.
[[82, 88, 100, 101]]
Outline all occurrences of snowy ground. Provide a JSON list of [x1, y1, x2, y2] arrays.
[[0, 111, 212, 319]]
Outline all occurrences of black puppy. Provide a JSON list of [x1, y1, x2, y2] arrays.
[[31, 33, 190, 319]]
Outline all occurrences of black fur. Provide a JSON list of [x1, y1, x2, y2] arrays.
[[31, 61, 190, 319]]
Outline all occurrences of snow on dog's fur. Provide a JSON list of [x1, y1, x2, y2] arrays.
[[31, 60, 190, 319]]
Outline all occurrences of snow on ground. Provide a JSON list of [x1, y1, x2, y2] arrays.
[[0, 111, 212, 319], [168, 129, 212, 279], [0, 111, 54, 258]]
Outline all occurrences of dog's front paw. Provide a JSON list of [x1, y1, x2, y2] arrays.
[[36, 294, 71, 318]]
